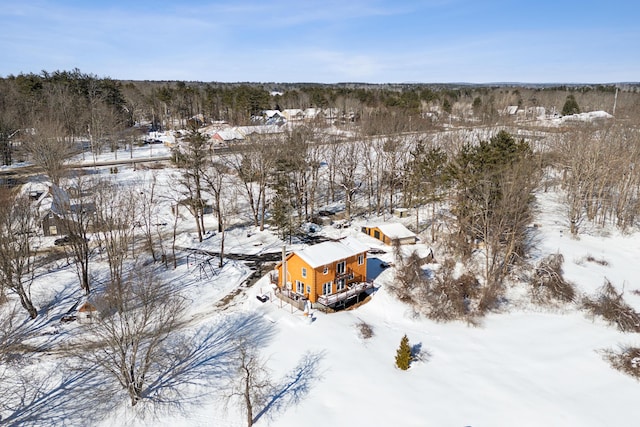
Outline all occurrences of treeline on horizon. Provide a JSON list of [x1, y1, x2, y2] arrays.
[[1, 68, 640, 166]]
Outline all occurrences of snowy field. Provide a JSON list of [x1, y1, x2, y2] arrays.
[[3, 140, 640, 427]]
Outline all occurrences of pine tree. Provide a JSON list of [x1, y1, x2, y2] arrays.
[[561, 94, 580, 116], [442, 98, 452, 114], [395, 334, 412, 370]]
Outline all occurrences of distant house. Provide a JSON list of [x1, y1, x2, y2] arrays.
[[282, 109, 305, 121], [77, 301, 98, 324], [40, 185, 95, 236], [263, 109, 286, 121], [211, 128, 245, 144], [361, 223, 418, 245], [40, 185, 71, 236], [503, 105, 519, 116], [42, 208, 68, 237], [272, 237, 371, 310], [304, 108, 322, 120]]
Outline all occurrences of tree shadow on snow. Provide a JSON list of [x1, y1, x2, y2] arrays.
[[0, 361, 120, 427], [253, 350, 326, 425], [1, 312, 279, 425], [129, 311, 278, 420]]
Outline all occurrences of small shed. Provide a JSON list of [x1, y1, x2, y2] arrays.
[[77, 301, 98, 324], [394, 208, 409, 218], [361, 223, 418, 245]]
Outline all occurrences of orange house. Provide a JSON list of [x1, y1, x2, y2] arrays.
[[274, 236, 371, 310]]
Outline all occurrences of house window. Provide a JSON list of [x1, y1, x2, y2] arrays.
[[302, 267, 307, 278], [322, 281, 332, 295], [336, 261, 346, 275], [323, 266, 329, 275], [306, 285, 311, 295], [374, 230, 380, 240], [296, 281, 305, 294], [337, 278, 345, 291], [358, 254, 364, 265]]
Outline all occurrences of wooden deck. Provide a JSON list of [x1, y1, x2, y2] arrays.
[[317, 281, 375, 308]]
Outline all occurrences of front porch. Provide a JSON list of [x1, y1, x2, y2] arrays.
[[276, 287, 308, 311]]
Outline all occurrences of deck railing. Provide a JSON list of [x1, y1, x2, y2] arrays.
[[317, 281, 375, 308]]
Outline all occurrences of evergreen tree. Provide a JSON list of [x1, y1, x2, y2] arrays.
[[395, 334, 412, 370], [442, 98, 452, 114], [561, 94, 580, 116]]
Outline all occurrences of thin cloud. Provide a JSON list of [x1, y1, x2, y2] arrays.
[[0, 0, 638, 82]]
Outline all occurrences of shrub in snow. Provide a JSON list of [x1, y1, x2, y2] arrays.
[[395, 334, 413, 370], [423, 258, 480, 322], [530, 253, 576, 304], [356, 321, 374, 340], [389, 254, 482, 322], [603, 347, 640, 381], [582, 279, 640, 333]]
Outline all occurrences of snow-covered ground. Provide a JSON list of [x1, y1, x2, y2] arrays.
[[152, 189, 640, 427], [538, 110, 614, 127], [3, 139, 640, 427]]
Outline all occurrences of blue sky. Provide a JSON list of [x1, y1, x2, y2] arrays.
[[1, 0, 638, 83]]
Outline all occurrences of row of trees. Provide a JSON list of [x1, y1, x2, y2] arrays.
[[554, 125, 640, 233], [4, 70, 640, 169]]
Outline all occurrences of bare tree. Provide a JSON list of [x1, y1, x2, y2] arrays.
[[216, 185, 240, 269], [86, 78, 125, 162], [381, 136, 409, 215], [56, 177, 95, 294], [336, 142, 362, 221], [227, 136, 277, 231], [226, 342, 325, 427], [406, 141, 448, 239], [86, 267, 187, 406], [360, 137, 385, 215], [21, 117, 76, 186], [92, 178, 139, 290], [136, 173, 163, 262], [305, 140, 325, 220], [226, 340, 274, 427], [555, 125, 640, 233], [202, 157, 230, 234], [0, 190, 39, 319]]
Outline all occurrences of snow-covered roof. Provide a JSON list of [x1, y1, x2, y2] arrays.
[[370, 222, 417, 240], [213, 128, 245, 141], [294, 236, 369, 269], [504, 105, 519, 115], [282, 109, 304, 120], [304, 108, 321, 119], [564, 110, 613, 121], [263, 110, 284, 118], [236, 125, 283, 136]]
